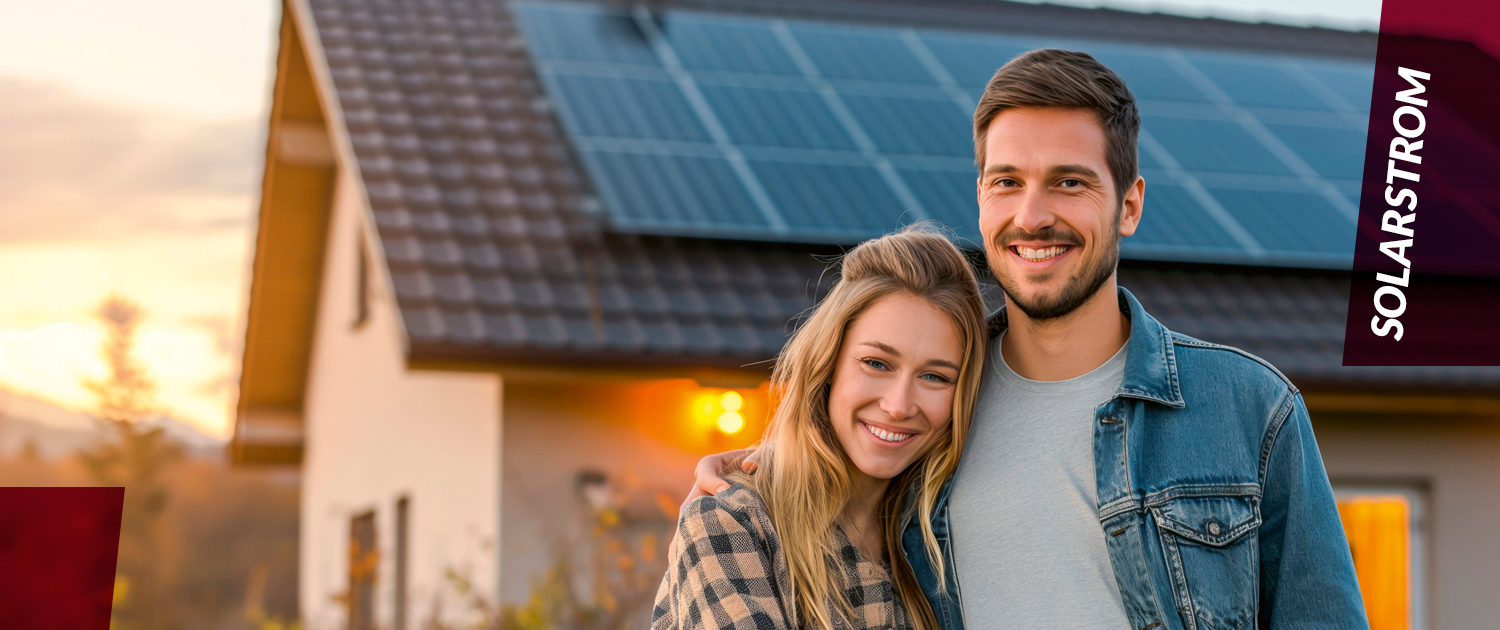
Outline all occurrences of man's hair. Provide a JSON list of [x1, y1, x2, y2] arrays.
[[973, 49, 1140, 206]]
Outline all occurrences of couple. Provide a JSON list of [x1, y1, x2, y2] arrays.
[[652, 49, 1369, 630]]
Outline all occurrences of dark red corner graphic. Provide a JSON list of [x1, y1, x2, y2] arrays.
[[0, 488, 124, 630], [1343, 0, 1500, 366]]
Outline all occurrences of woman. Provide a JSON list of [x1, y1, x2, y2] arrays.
[[651, 226, 988, 630]]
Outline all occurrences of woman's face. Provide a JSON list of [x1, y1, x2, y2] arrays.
[[827, 292, 964, 481]]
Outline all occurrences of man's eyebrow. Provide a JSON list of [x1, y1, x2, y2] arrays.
[[858, 341, 961, 371], [981, 164, 1020, 177], [1052, 164, 1102, 179]]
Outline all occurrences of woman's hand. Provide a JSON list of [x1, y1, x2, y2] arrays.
[[680, 448, 760, 512]]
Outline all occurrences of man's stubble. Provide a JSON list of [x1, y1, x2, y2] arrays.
[[990, 222, 1120, 322]]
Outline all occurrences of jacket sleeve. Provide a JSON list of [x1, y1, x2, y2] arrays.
[[651, 495, 793, 630], [1257, 392, 1370, 630]]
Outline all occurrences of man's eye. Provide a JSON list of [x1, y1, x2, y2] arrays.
[[1059, 178, 1083, 188]]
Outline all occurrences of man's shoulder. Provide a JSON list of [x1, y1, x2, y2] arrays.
[[1165, 330, 1298, 396]]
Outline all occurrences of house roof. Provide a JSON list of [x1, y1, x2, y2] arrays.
[[289, 0, 1500, 392]]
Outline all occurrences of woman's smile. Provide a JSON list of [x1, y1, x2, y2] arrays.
[[860, 420, 918, 445]]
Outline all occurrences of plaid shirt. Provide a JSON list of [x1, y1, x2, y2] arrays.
[[652, 483, 911, 630]]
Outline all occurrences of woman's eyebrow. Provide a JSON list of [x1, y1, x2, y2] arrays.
[[927, 358, 961, 371], [859, 340, 960, 371]]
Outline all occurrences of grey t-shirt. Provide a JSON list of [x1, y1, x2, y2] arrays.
[[949, 332, 1130, 628]]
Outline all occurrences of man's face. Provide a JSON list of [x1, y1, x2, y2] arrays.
[[976, 106, 1143, 321]]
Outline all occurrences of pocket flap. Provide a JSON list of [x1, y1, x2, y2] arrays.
[[1151, 495, 1261, 547]]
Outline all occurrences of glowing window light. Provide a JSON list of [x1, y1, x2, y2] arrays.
[[720, 391, 743, 412], [717, 411, 744, 434], [1337, 495, 1411, 630]]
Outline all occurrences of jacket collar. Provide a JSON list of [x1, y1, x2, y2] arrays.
[[984, 285, 1186, 409]]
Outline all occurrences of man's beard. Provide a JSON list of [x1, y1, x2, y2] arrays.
[[991, 226, 1119, 322]]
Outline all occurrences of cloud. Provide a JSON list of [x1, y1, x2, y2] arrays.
[[0, 76, 263, 244]]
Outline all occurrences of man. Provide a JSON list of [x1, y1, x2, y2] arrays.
[[688, 49, 1367, 630]]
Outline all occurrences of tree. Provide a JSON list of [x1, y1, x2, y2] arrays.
[[78, 295, 184, 630]]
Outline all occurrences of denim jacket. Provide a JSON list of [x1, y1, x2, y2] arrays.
[[901, 287, 1368, 630]]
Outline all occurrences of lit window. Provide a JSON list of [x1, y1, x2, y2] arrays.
[[1335, 486, 1425, 630]]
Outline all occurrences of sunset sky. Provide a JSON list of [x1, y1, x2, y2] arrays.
[[0, 0, 1378, 439]]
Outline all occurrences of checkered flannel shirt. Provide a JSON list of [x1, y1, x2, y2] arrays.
[[651, 483, 911, 630]]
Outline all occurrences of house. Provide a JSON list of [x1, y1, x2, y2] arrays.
[[231, 0, 1500, 628]]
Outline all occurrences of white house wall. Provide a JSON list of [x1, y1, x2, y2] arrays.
[[300, 165, 502, 630]]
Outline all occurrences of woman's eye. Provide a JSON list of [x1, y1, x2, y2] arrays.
[[863, 358, 889, 371], [921, 373, 952, 384]]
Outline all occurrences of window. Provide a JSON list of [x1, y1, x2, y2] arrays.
[[348, 511, 378, 630], [1335, 485, 1426, 630], [394, 496, 410, 630]]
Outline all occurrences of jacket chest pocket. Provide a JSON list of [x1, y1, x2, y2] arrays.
[[1150, 495, 1261, 630]]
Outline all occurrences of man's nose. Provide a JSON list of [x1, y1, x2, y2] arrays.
[[1012, 187, 1057, 234]]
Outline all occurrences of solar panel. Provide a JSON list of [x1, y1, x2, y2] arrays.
[[515, 0, 1373, 269], [748, 160, 909, 235], [840, 94, 972, 157], [582, 150, 769, 232], [664, 15, 803, 76], [1188, 56, 1334, 111], [513, 3, 660, 66], [787, 25, 937, 85], [1126, 183, 1245, 255], [1091, 51, 1212, 104], [919, 35, 1038, 88], [1144, 116, 1298, 176], [697, 84, 856, 149], [550, 74, 709, 141], [1301, 63, 1375, 113], [1263, 123, 1369, 179], [1137, 142, 1164, 171], [895, 168, 983, 244], [1209, 188, 1355, 257]]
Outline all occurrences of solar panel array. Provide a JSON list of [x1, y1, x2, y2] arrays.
[[513, 1, 1374, 268]]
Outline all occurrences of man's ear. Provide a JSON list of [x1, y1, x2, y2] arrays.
[[1117, 176, 1145, 237]]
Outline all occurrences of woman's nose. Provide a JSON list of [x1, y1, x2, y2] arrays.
[[878, 380, 919, 421]]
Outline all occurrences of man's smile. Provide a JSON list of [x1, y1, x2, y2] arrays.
[[1011, 244, 1073, 262]]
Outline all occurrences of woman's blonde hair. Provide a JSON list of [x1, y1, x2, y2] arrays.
[[732, 224, 987, 630]]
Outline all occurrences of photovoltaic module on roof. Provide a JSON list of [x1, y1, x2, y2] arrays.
[[513, 0, 1374, 269]]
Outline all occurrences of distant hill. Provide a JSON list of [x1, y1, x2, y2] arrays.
[[0, 388, 225, 459]]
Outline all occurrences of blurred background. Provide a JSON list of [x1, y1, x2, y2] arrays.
[[8, 0, 1500, 629]]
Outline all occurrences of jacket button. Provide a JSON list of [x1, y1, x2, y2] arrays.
[[1207, 522, 1222, 536]]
